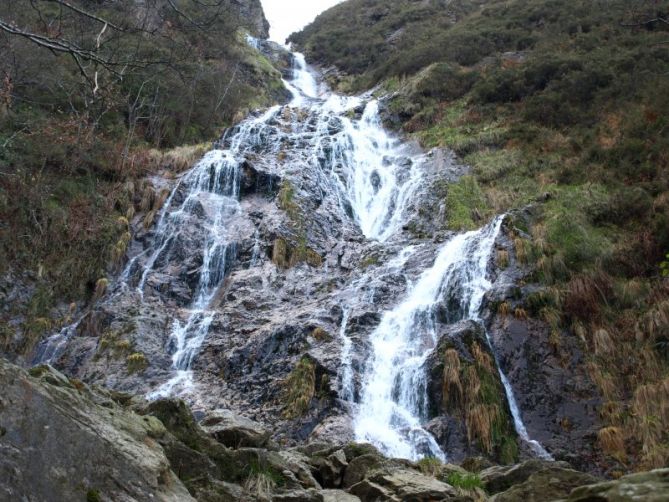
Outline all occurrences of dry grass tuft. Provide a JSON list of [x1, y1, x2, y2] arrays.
[[244, 471, 276, 501], [593, 328, 614, 356], [514, 307, 528, 320], [466, 403, 498, 454], [471, 342, 494, 373], [497, 249, 509, 269], [498, 301, 511, 316], [93, 278, 109, 301], [597, 426, 626, 462], [282, 357, 316, 419], [442, 349, 463, 409]]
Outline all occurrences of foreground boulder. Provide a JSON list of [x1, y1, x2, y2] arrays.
[[567, 468, 669, 501], [0, 360, 193, 501]]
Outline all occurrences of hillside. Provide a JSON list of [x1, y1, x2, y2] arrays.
[[2, 0, 669, 500], [291, 0, 669, 472], [0, 0, 289, 358]]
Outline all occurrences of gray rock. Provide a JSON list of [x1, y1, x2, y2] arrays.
[[201, 408, 272, 448], [0, 360, 194, 501], [567, 468, 669, 501], [490, 466, 598, 502], [481, 460, 574, 494], [321, 489, 361, 502]]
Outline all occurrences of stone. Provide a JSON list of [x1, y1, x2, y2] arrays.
[[272, 488, 323, 502], [368, 469, 460, 500], [320, 489, 361, 502], [0, 358, 194, 501], [342, 453, 386, 489], [201, 408, 272, 448], [349, 479, 401, 502], [311, 449, 348, 488], [567, 468, 669, 501], [481, 460, 574, 494], [490, 467, 599, 502]]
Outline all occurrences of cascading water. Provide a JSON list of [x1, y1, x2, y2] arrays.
[[354, 218, 503, 460], [33, 44, 550, 461]]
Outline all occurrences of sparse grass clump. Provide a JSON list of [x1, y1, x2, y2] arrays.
[[282, 357, 316, 419], [417, 456, 442, 477], [127, 352, 148, 374], [446, 471, 483, 490]]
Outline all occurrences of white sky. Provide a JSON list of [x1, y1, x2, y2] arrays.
[[261, 0, 345, 44]]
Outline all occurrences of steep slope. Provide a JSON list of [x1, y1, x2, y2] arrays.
[[290, 0, 669, 474], [0, 0, 289, 361]]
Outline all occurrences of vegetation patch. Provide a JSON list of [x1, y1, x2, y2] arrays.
[[282, 356, 316, 419]]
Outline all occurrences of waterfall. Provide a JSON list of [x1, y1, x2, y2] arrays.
[[32, 46, 550, 461], [354, 218, 503, 460]]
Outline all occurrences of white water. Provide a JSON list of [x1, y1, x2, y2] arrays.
[[33, 47, 550, 461], [354, 218, 503, 460]]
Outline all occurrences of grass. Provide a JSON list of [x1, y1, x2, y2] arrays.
[[438, 336, 519, 463], [127, 352, 148, 374], [445, 176, 490, 231], [446, 472, 484, 490], [417, 457, 443, 477], [243, 459, 285, 500], [282, 357, 316, 419]]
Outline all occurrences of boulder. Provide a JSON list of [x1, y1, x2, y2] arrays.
[[0, 360, 194, 501], [321, 489, 361, 501], [481, 460, 575, 494], [351, 468, 461, 501], [567, 468, 669, 501], [310, 448, 348, 488], [201, 408, 272, 448], [490, 467, 599, 501]]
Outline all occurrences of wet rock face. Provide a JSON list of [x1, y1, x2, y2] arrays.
[[483, 216, 604, 472]]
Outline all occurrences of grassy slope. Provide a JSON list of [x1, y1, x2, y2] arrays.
[[292, 0, 669, 472], [0, 1, 286, 356]]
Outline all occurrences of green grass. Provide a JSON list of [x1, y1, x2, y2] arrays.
[[446, 472, 484, 490], [445, 175, 490, 231]]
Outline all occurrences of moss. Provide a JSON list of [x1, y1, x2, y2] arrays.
[[360, 254, 381, 269], [272, 237, 322, 269], [86, 489, 102, 502], [445, 176, 490, 231], [311, 327, 331, 342], [282, 356, 316, 419]]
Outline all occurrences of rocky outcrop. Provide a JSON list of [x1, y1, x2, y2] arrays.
[[0, 360, 193, 501], [227, 0, 270, 38], [4, 358, 669, 501], [567, 468, 669, 501]]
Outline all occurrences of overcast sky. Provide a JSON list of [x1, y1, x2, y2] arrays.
[[261, 0, 345, 44]]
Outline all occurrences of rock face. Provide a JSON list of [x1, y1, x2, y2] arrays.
[[483, 213, 604, 471], [228, 0, 270, 38], [0, 360, 194, 502]]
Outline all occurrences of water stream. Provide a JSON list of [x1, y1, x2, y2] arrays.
[[33, 46, 550, 461]]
